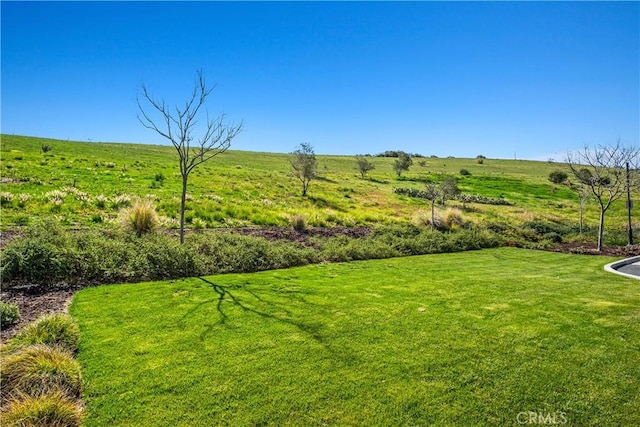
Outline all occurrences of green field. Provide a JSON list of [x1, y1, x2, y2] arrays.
[[1, 135, 634, 238], [70, 248, 640, 426]]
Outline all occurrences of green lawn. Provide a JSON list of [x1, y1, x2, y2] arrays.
[[70, 248, 640, 426]]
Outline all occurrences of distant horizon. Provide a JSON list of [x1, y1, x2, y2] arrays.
[[2, 2, 638, 161]]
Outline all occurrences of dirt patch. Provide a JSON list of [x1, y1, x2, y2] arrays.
[[549, 242, 640, 257], [225, 225, 372, 247], [1, 285, 81, 343]]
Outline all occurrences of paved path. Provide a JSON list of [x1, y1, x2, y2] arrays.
[[617, 260, 640, 277], [605, 256, 640, 280]]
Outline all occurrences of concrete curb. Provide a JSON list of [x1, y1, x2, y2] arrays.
[[604, 256, 640, 280]]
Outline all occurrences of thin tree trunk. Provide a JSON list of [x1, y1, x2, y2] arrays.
[[180, 174, 188, 245], [431, 199, 436, 230], [579, 203, 583, 235], [597, 208, 605, 252]]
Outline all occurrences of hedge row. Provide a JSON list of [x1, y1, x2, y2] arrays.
[[1, 220, 502, 290]]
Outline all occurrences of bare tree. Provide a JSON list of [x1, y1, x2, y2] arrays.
[[423, 182, 442, 230], [564, 179, 591, 235], [566, 140, 639, 251], [137, 70, 242, 244], [355, 155, 375, 179], [291, 143, 317, 196]]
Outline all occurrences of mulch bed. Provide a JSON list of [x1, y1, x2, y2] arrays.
[[2, 227, 638, 344]]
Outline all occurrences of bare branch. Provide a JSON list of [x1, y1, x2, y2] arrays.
[[137, 70, 242, 243]]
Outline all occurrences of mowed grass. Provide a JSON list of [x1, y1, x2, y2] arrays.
[[70, 248, 640, 426], [2, 134, 634, 232]]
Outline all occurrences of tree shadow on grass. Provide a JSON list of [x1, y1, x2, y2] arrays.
[[194, 278, 333, 353]]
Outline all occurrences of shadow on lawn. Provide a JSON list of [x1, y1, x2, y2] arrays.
[[195, 278, 332, 352]]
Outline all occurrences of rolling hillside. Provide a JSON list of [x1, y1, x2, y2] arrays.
[[0, 135, 634, 239]]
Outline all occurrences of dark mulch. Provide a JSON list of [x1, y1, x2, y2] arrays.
[[226, 225, 372, 247], [1, 285, 82, 343], [2, 227, 638, 344], [548, 242, 640, 257]]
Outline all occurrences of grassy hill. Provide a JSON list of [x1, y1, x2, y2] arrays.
[[0, 134, 634, 242]]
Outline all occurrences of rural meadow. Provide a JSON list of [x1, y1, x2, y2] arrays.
[[1, 1, 639, 426]]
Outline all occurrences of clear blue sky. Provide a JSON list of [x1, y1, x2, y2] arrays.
[[2, 1, 638, 159]]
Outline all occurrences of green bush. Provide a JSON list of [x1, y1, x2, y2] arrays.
[[1, 220, 504, 288], [548, 170, 568, 184], [1, 301, 21, 328], [0, 220, 77, 288], [8, 314, 80, 354], [290, 214, 307, 232], [139, 233, 199, 279], [543, 232, 563, 243], [459, 169, 471, 176], [2, 390, 83, 427], [0, 345, 82, 400]]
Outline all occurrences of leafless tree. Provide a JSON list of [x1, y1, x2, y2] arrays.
[[566, 140, 639, 251], [137, 70, 242, 244], [423, 182, 442, 230]]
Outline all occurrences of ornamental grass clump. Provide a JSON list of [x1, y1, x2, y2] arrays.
[[441, 208, 465, 230], [8, 313, 80, 354], [0, 345, 82, 400], [2, 390, 84, 427], [122, 199, 159, 237]]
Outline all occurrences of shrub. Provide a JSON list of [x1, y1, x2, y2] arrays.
[[459, 169, 471, 176], [8, 314, 80, 354], [1, 192, 14, 204], [0, 345, 82, 399], [192, 217, 207, 230], [2, 390, 83, 427], [94, 195, 109, 209], [137, 233, 198, 279], [0, 220, 77, 287], [112, 194, 132, 209], [543, 232, 563, 243], [412, 209, 432, 228], [548, 170, 568, 184], [122, 199, 158, 237], [441, 208, 464, 230], [290, 214, 308, 232], [40, 144, 53, 153], [1, 301, 21, 328]]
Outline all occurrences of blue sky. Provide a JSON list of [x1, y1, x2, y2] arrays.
[[2, 1, 638, 159]]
